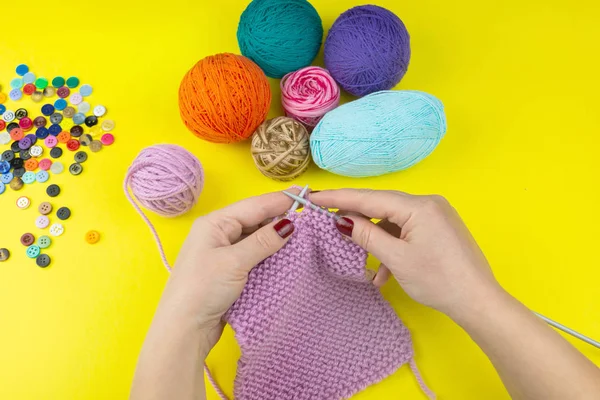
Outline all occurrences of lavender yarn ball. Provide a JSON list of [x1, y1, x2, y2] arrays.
[[324, 5, 411, 97]]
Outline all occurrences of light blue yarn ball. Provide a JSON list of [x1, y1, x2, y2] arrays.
[[310, 90, 447, 177], [237, 0, 323, 78]]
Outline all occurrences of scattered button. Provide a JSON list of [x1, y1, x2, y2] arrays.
[[0, 248, 10, 261], [0, 132, 10, 145], [79, 134, 92, 146], [70, 125, 83, 137], [85, 230, 100, 244], [49, 223, 64, 236], [57, 131, 70, 143], [18, 137, 32, 150], [1, 150, 14, 162], [15, 109, 27, 119], [10, 128, 24, 141], [31, 91, 43, 102], [66, 139, 80, 151], [22, 171, 36, 184], [19, 117, 33, 131], [23, 83, 36, 95], [16, 196, 30, 209], [36, 170, 49, 183], [79, 84, 93, 97], [0, 93, 6, 104], [35, 77, 49, 90], [10, 157, 23, 168], [101, 133, 115, 146], [1, 171, 13, 182], [0, 120, 5, 131], [74, 151, 88, 163], [0, 161, 10, 173], [50, 147, 62, 159], [3, 111, 15, 122], [23, 72, 36, 84], [16, 64, 29, 76], [50, 162, 64, 174], [10, 177, 24, 190], [69, 163, 83, 175], [19, 149, 31, 161], [70, 93, 83, 105], [20, 233, 35, 246], [78, 102, 91, 114], [57, 207, 71, 220], [85, 116, 98, 127], [10, 78, 23, 89], [30, 145, 43, 157], [36, 254, 51, 268], [13, 167, 25, 178], [37, 236, 52, 249], [0, 182, 4, 194], [101, 120, 115, 131], [46, 184, 60, 197], [53, 99, 67, 111], [52, 77, 65, 88], [50, 113, 63, 125], [66, 77, 79, 88], [48, 124, 62, 136], [9, 89, 22, 101], [26, 245, 41, 259], [33, 116, 47, 128], [57, 86, 70, 98], [44, 136, 58, 148], [24, 158, 38, 171], [38, 158, 52, 171], [41, 104, 55, 116], [36, 127, 49, 139], [73, 113, 85, 125], [7, 122, 20, 133], [39, 202, 53, 215], [36, 215, 50, 229], [43, 86, 56, 97], [89, 125, 103, 137], [0, 105, 5, 114]]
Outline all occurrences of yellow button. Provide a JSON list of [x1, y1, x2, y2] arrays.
[[85, 230, 100, 244]]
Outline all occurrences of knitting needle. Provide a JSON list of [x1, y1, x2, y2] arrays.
[[289, 185, 309, 211], [282, 191, 600, 349]]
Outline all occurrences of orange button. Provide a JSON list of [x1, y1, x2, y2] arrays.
[[85, 230, 100, 244], [57, 131, 71, 143], [0, 93, 6, 104], [24, 158, 39, 171], [9, 127, 24, 141]]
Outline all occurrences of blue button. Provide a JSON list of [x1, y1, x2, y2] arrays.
[[73, 113, 86, 125], [54, 99, 67, 110], [0, 105, 5, 115], [36, 127, 49, 139], [79, 84, 93, 97], [22, 171, 36, 184], [36, 170, 49, 183], [41, 104, 55, 116], [0, 161, 11, 174], [23, 72, 36, 84], [48, 124, 62, 136], [1, 172, 13, 184], [10, 78, 23, 89], [16, 64, 29, 76], [0, 182, 5, 194], [9, 89, 22, 101]]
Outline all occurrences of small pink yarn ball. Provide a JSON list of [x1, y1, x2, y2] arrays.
[[280, 66, 341, 128]]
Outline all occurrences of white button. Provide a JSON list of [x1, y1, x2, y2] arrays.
[[70, 93, 83, 105], [0, 132, 10, 145], [50, 162, 64, 174], [101, 119, 115, 131], [78, 102, 91, 114], [36, 215, 50, 229], [93, 105, 106, 117], [3, 111, 15, 122], [16, 196, 30, 209], [49, 223, 64, 236], [29, 145, 43, 157]]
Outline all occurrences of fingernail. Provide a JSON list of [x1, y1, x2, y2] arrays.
[[274, 218, 294, 239], [335, 217, 354, 237], [310, 190, 321, 194]]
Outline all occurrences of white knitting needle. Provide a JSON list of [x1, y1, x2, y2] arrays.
[[282, 190, 600, 350], [289, 185, 309, 211]]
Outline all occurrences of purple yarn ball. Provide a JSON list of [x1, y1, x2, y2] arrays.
[[324, 5, 411, 97]]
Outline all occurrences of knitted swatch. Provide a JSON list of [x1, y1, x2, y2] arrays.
[[224, 205, 435, 399]]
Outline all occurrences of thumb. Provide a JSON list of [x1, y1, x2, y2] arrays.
[[230, 218, 295, 272]]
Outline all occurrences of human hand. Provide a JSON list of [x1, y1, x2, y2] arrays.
[[156, 191, 296, 352], [310, 189, 502, 320]]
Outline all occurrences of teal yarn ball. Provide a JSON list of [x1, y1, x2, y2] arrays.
[[310, 91, 447, 177], [237, 0, 324, 78]]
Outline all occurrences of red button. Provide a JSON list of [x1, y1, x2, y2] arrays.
[[19, 117, 33, 131], [10, 128, 24, 141], [23, 83, 36, 95], [57, 86, 70, 98], [0, 120, 5, 130], [38, 158, 52, 171], [100, 133, 114, 146], [66, 139, 80, 151], [20, 233, 35, 246]]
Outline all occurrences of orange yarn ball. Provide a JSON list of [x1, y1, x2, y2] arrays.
[[178, 53, 272, 144]]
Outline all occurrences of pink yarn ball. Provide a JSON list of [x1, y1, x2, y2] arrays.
[[280, 66, 341, 128]]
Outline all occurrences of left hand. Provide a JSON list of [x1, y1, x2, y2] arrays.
[[155, 191, 297, 352]]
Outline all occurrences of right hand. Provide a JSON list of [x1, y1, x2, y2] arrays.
[[310, 189, 503, 319]]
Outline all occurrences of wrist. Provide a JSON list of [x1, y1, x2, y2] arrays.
[[445, 280, 510, 327]]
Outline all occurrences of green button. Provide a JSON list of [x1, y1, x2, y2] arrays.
[[35, 77, 49, 89], [37, 236, 52, 249], [66, 76, 79, 88], [52, 76, 65, 88], [26, 245, 40, 259]]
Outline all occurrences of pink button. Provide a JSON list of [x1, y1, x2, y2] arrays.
[[36, 215, 50, 229], [101, 133, 114, 146], [44, 136, 58, 148], [38, 158, 52, 171], [19, 117, 33, 131], [70, 93, 83, 105]]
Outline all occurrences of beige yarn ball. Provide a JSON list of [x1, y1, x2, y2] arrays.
[[251, 116, 310, 181]]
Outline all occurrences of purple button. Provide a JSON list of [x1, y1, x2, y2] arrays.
[[44, 136, 58, 148], [25, 134, 37, 145], [18, 137, 32, 150]]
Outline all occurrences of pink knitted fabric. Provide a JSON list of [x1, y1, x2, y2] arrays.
[[224, 206, 432, 399]]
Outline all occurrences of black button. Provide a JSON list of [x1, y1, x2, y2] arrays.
[[6, 122, 19, 133], [69, 163, 83, 175], [20, 149, 31, 160], [84, 116, 98, 127], [74, 151, 87, 163], [57, 207, 71, 220], [50, 147, 63, 159], [0, 248, 10, 262], [10, 157, 23, 169], [10, 141, 21, 152], [1, 150, 14, 162], [46, 184, 60, 197], [36, 254, 51, 268], [15, 108, 28, 119], [33, 116, 47, 128], [80, 134, 92, 146], [50, 113, 63, 124], [70, 125, 84, 137], [13, 167, 25, 178], [48, 124, 62, 136]]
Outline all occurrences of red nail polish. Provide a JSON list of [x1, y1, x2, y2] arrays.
[[336, 217, 354, 237], [274, 218, 294, 238]]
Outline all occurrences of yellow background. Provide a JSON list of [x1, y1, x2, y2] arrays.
[[1, 0, 599, 398]]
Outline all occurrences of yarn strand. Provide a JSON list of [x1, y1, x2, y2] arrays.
[[409, 359, 437, 399]]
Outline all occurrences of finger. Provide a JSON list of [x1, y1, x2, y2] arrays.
[[373, 264, 392, 287], [230, 218, 295, 272], [311, 189, 418, 227], [376, 219, 402, 239], [337, 215, 404, 266]]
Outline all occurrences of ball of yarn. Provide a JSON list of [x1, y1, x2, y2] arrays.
[[324, 5, 411, 97], [237, 0, 323, 78], [281, 66, 340, 128], [178, 53, 271, 143], [310, 91, 446, 177], [251, 116, 310, 181], [124, 144, 204, 217]]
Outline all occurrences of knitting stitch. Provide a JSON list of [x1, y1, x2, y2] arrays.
[[224, 205, 434, 399]]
